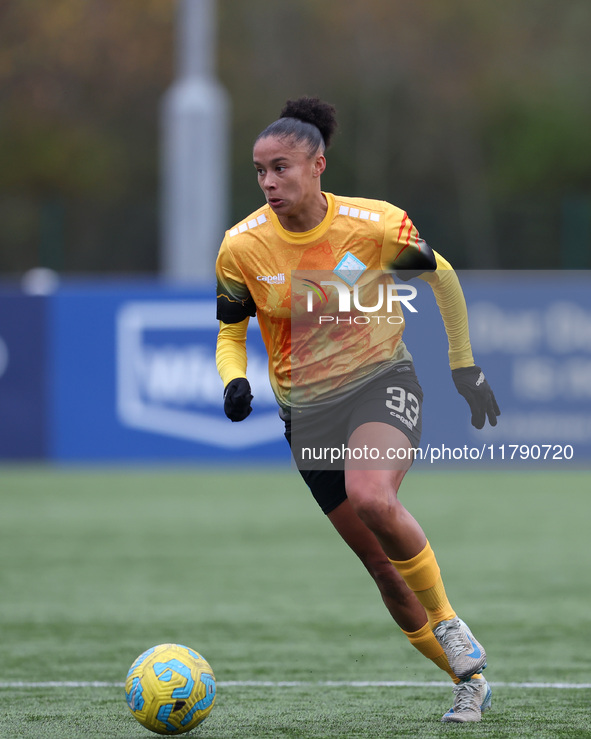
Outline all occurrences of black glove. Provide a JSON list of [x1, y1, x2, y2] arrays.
[[452, 366, 500, 429], [223, 378, 253, 422]]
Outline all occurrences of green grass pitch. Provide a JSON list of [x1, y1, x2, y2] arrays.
[[0, 466, 589, 738]]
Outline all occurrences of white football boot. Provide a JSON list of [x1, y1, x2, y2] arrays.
[[441, 676, 492, 723], [433, 616, 487, 680]]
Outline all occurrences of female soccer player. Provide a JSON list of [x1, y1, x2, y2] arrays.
[[216, 97, 499, 723]]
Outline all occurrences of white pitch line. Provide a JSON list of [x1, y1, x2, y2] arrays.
[[0, 681, 590, 690]]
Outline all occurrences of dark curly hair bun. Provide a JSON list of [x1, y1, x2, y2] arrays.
[[280, 97, 338, 149]]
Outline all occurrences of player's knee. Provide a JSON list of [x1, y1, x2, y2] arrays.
[[345, 477, 398, 533]]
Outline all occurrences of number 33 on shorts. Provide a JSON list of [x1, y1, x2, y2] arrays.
[[386, 386, 420, 428]]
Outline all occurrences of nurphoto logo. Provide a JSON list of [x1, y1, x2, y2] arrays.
[[300, 274, 418, 326]]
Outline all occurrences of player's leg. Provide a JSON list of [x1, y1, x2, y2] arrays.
[[344, 422, 427, 561], [327, 497, 426, 632], [345, 421, 487, 681], [327, 497, 458, 681], [329, 482, 490, 721], [292, 432, 488, 720], [296, 462, 459, 679]]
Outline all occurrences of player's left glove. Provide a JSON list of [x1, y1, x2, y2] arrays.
[[223, 377, 253, 422], [452, 366, 500, 429]]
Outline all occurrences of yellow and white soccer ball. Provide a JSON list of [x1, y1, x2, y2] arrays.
[[125, 643, 216, 735]]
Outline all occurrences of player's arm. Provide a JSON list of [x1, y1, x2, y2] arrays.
[[381, 208, 468, 364], [381, 208, 499, 429], [216, 318, 253, 422], [419, 253, 500, 429], [381, 207, 469, 366], [216, 318, 249, 387], [418, 251, 473, 370], [215, 241, 256, 421]]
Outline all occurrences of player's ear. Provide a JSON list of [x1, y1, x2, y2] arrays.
[[312, 153, 326, 178]]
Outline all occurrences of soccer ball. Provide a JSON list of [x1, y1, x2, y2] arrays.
[[125, 643, 216, 735]]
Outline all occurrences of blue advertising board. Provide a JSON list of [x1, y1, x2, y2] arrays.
[[408, 272, 591, 467], [47, 282, 288, 462], [0, 272, 589, 465], [0, 294, 47, 459]]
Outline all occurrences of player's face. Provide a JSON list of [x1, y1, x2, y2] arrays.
[[253, 136, 325, 223]]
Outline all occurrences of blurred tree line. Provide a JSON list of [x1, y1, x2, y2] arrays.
[[1, 0, 590, 275]]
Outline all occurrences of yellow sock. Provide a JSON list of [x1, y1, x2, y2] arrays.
[[402, 624, 483, 683], [389, 541, 456, 629], [401, 622, 459, 682]]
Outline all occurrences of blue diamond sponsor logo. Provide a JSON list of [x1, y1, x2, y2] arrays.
[[333, 252, 367, 286]]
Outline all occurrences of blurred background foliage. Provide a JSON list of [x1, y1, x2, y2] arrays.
[[1, 0, 590, 274]]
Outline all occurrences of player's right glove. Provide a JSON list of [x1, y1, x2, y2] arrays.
[[223, 378, 253, 422], [452, 366, 500, 430]]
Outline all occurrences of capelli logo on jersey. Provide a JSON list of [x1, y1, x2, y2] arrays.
[[257, 273, 285, 284], [302, 277, 418, 325]]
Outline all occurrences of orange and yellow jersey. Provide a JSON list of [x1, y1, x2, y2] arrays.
[[216, 192, 473, 408]]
